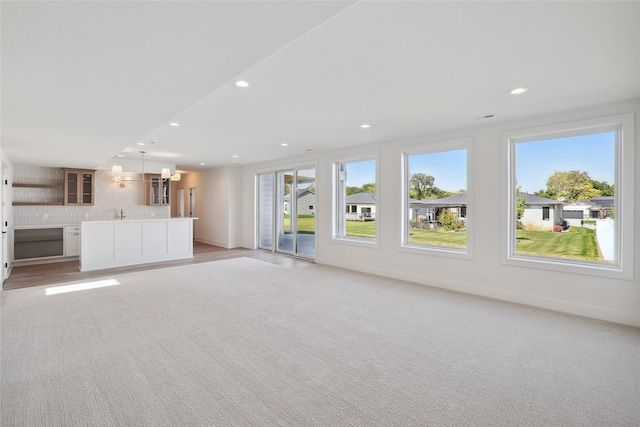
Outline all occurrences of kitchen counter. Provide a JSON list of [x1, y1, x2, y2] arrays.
[[80, 217, 197, 272]]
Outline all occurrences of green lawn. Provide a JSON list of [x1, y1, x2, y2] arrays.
[[346, 221, 376, 238], [282, 217, 602, 262], [516, 227, 601, 260], [408, 228, 467, 247], [283, 215, 315, 234]]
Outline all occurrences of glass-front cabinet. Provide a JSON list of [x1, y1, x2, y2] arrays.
[[63, 169, 95, 205], [146, 174, 170, 205]]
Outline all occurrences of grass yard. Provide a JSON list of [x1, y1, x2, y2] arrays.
[[346, 221, 377, 238], [408, 228, 467, 247], [283, 215, 315, 234], [283, 217, 602, 262], [516, 226, 601, 261]]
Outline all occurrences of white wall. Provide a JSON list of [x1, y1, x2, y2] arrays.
[[238, 98, 640, 326], [175, 166, 241, 248]]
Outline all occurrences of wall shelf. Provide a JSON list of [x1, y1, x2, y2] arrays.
[[12, 183, 64, 189], [12, 202, 64, 206], [12, 180, 65, 206]]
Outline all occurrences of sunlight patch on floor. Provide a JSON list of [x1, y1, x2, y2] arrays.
[[45, 279, 120, 296]]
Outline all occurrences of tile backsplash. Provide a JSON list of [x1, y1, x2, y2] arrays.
[[13, 166, 170, 226]]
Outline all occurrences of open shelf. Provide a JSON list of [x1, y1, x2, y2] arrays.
[[12, 202, 64, 206], [12, 183, 64, 189]]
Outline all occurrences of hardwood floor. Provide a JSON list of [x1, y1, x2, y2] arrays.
[[2, 242, 314, 291]]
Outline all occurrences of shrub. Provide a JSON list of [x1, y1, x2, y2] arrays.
[[523, 223, 543, 231], [438, 211, 464, 231]]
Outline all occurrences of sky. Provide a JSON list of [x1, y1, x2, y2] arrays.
[[515, 131, 615, 194], [343, 151, 467, 192], [345, 131, 615, 194]]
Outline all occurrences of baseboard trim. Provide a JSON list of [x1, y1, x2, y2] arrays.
[[316, 256, 639, 327]]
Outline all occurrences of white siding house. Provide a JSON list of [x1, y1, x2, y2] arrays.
[[520, 193, 564, 231], [345, 192, 376, 221]]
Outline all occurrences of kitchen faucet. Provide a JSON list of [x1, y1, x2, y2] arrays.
[[120, 208, 125, 220]]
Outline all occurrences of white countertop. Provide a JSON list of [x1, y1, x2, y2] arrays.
[[81, 217, 198, 224], [13, 224, 78, 229]]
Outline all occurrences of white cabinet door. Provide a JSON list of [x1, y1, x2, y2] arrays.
[[65, 225, 80, 257]]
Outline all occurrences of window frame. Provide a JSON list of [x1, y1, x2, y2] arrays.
[[332, 152, 379, 247], [502, 113, 634, 279], [400, 137, 473, 260]]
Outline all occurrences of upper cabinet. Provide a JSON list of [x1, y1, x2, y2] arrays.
[[145, 174, 170, 206], [63, 169, 95, 205]]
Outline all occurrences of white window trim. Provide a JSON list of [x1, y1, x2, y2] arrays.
[[502, 113, 634, 280], [399, 137, 473, 260], [332, 152, 379, 248]]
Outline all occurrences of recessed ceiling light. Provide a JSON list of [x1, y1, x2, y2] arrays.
[[137, 142, 145, 146], [510, 87, 528, 95], [232, 155, 238, 158], [169, 122, 180, 127], [360, 123, 371, 129], [281, 143, 288, 147], [200, 163, 205, 166], [235, 80, 250, 88], [117, 154, 125, 158]]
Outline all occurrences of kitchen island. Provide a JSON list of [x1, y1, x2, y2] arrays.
[[80, 217, 197, 272]]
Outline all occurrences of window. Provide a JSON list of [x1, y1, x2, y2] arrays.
[[333, 156, 378, 243], [401, 138, 472, 258], [504, 113, 634, 279]]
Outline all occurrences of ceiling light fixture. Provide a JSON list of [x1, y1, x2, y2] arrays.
[[169, 122, 180, 127], [232, 155, 238, 158], [200, 163, 206, 166], [281, 143, 288, 147], [235, 80, 250, 88], [360, 123, 371, 129], [111, 151, 175, 188], [510, 87, 528, 95]]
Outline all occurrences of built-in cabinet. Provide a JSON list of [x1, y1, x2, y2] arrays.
[[63, 169, 95, 205], [145, 174, 170, 205], [64, 225, 80, 257], [12, 168, 95, 206]]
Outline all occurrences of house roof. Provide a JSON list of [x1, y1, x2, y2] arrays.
[[284, 189, 315, 202], [578, 196, 614, 209], [409, 193, 466, 208], [345, 192, 376, 204], [522, 193, 564, 206]]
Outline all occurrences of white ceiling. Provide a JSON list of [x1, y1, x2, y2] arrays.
[[2, 1, 639, 172]]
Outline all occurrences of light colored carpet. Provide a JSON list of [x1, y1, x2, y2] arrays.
[[1, 257, 639, 426]]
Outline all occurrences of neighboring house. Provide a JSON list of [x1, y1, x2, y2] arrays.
[[409, 193, 467, 223], [284, 189, 316, 215], [345, 192, 376, 221], [520, 193, 564, 231], [563, 196, 614, 227]]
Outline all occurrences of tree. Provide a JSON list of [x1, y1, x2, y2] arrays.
[[346, 186, 360, 196], [361, 183, 376, 194], [346, 183, 376, 196], [590, 179, 614, 196], [409, 173, 435, 200], [541, 170, 601, 203]]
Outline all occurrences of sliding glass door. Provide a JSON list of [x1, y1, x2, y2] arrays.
[[258, 167, 315, 258]]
